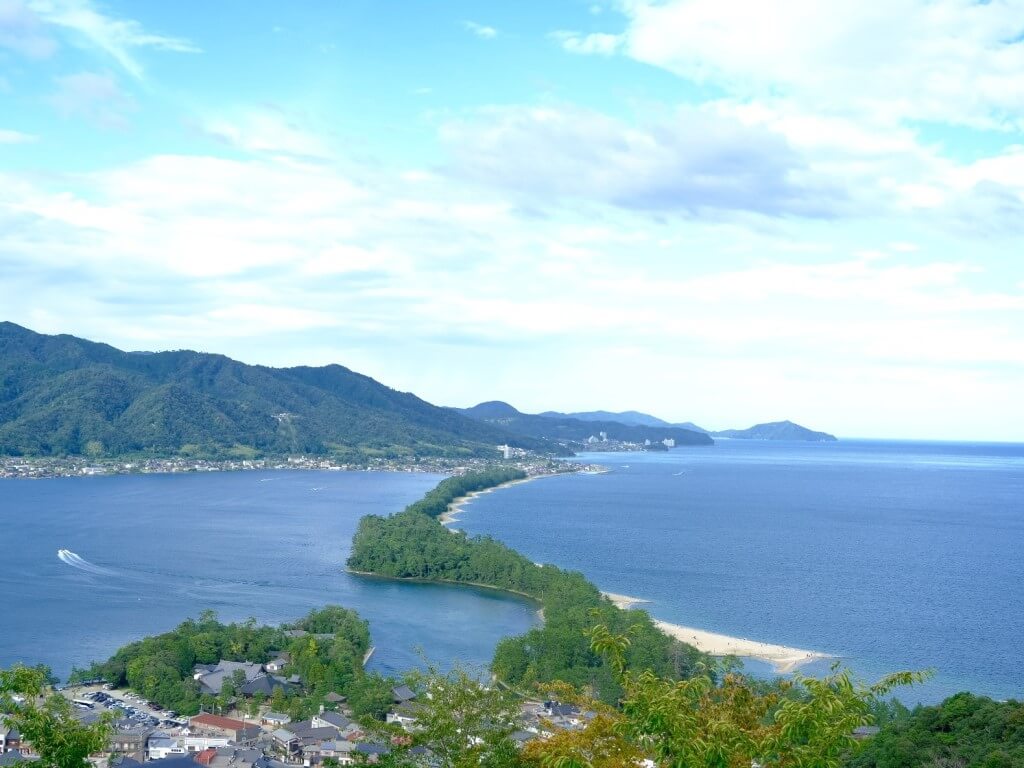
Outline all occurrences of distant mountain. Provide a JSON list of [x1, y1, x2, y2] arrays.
[[540, 409, 670, 428], [0, 323, 550, 459], [457, 402, 712, 447], [540, 409, 711, 433], [713, 421, 837, 442]]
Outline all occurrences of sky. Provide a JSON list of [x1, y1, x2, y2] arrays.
[[1, 0, 1023, 441]]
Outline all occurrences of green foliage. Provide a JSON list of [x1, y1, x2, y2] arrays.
[[347, 472, 712, 704], [383, 664, 524, 767], [78, 607, 370, 717], [405, 468, 526, 518], [847, 693, 1024, 768], [0, 321, 550, 458], [347, 673, 396, 721], [525, 626, 924, 768], [0, 665, 114, 768]]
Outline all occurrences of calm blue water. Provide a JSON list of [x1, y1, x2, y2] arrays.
[[456, 440, 1024, 704], [0, 470, 538, 680]]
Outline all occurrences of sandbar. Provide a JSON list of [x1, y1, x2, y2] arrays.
[[603, 592, 829, 673]]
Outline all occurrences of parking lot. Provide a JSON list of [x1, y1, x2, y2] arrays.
[[64, 683, 188, 730]]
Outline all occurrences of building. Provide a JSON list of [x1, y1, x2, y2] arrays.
[[311, 711, 349, 731], [109, 726, 153, 762], [148, 734, 232, 760], [0, 727, 21, 754], [187, 715, 260, 743], [193, 661, 264, 696]]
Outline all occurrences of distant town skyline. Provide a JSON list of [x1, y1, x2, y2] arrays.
[[1, 1, 1023, 441]]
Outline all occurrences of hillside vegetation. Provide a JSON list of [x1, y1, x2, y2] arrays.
[[0, 322, 548, 459], [347, 470, 710, 703]]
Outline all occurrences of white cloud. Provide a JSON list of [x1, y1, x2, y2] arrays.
[[439, 103, 845, 217], [27, 0, 198, 79], [48, 70, 133, 127], [462, 20, 497, 39], [200, 109, 333, 159], [2, 141, 1022, 439], [0, 0, 56, 57], [0, 128, 37, 143], [595, 0, 1024, 129], [553, 30, 621, 55]]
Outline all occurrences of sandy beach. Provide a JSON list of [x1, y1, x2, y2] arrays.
[[439, 476, 541, 527], [602, 591, 829, 673], [442, 484, 829, 674]]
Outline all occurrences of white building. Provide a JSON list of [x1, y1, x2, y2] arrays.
[[147, 735, 231, 760]]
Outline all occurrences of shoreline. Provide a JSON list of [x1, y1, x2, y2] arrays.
[[437, 477, 831, 674], [601, 591, 829, 673], [438, 475, 546, 527]]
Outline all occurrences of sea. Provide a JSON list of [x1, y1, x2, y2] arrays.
[[0, 470, 539, 680], [3, 440, 1022, 705], [455, 439, 1024, 704]]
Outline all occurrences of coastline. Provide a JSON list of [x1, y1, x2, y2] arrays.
[[438, 478, 831, 674], [438, 475, 546, 527], [374, 467, 832, 675], [601, 591, 828, 673]]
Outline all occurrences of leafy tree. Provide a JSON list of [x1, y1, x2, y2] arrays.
[[348, 472, 712, 704], [848, 693, 1024, 768], [0, 665, 114, 768], [521, 625, 926, 768]]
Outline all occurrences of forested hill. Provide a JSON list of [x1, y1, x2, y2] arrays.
[[0, 322, 548, 459], [714, 420, 837, 442], [456, 400, 713, 447]]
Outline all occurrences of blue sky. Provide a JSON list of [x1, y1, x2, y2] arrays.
[[2, 0, 1023, 440]]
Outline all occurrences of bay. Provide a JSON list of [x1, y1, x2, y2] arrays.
[[0, 470, 539, 679], [456, 439, 1024, 704]]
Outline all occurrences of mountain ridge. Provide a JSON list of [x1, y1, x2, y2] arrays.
[[0, 322, 549, 459], [456, 401, 713, 447]]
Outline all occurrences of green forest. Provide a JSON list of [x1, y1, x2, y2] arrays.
[[849, 693, 1024, 767], [71, 607, 394, 720], [405, 467, 527, 517], [0, 322, 551, 459], [347, 469, 711, 703]]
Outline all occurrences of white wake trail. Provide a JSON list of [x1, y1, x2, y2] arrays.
[[57, 549, 115, 576]]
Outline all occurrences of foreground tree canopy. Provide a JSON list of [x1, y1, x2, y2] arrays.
[[0, 665, 113, 768]]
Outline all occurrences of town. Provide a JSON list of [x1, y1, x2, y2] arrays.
[[0, 451, 594, 481], [1, 661, 590, 768]]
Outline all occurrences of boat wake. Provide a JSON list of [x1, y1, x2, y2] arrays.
[[57, 549, 114, 577]]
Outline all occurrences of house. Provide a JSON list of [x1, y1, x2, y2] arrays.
[[385, 702, 421, 730], [265, 657, 288, 674], [203, 747, 263, 768], [148, 735, 232, 760], [322, 693, 345, 705], [194, 662, 264, 696], [239, 675, 295, 697], [301, 740, 356, 767], [0, 727, 21, 754], [194, 748, 218, 766], [311, 711, 349, 731], [108, 725, 153, 762], [391, 685, 415, 704], [261, 713, 291, 727], [271, 728, 299, 755], [188, 715, 260, 743]]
